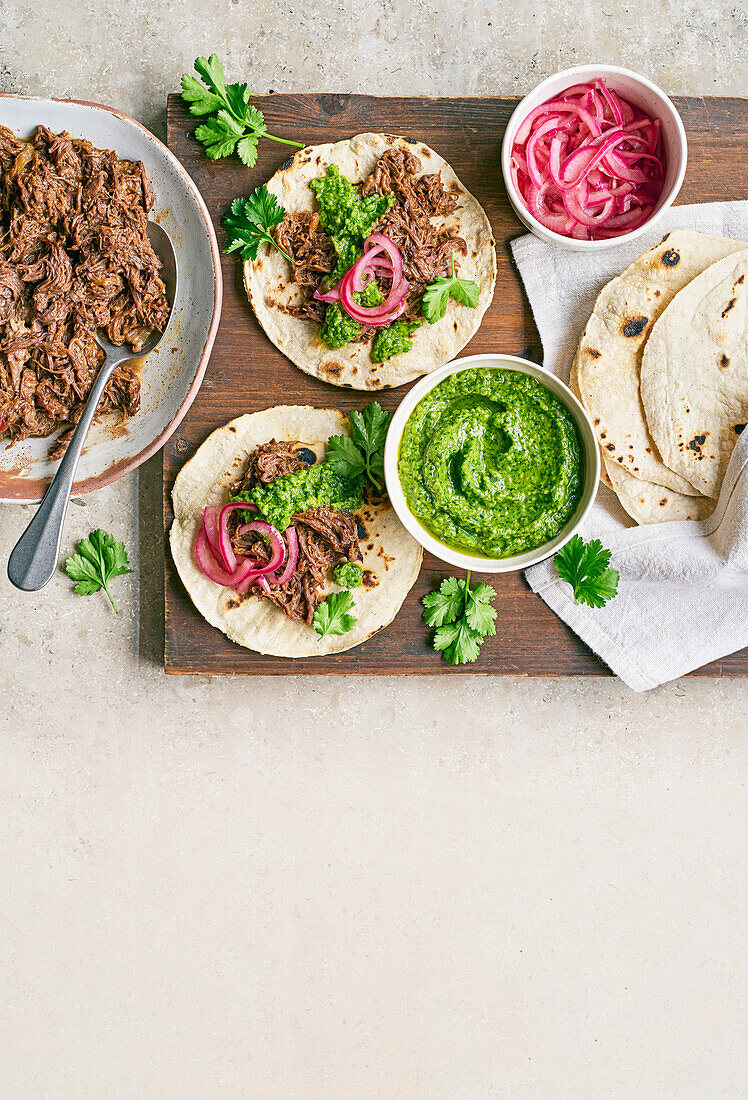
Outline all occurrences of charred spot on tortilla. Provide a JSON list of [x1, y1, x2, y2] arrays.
[[659, 232, 671, 243], [654, 289, 661, 297], [593, 417, 601, 426], [227, 598, 240, 610], [645, 446, 652, 454], [721, 298, 736, 318], [600, 431, 607, 439], [735, 423, 746, 435], [661, 249, 680, 267], [659, 498, 668, 506], [737, 274, 745, 285], [228, 425, 237, 433], [605, 442, 615, 451], [280, 155, 294, 171], [687, 433, 708, 455], [622, 316, 648, 337], [586, 348, 602, 359], [617, 455, 624, 463], [323, 361, 343, 378], [355, 517, 367, 540], [295, 446, 317, 465], [362, 569, 379, 589], [720, 354, 730, 368]]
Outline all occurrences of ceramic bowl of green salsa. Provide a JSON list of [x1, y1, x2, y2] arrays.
[[384, 354, 600, 573]]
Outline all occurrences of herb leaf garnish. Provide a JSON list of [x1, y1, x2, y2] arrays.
[[64, 529, 132, 613], [313, 590, 358, 638], [554, 534, 619, 608], [181, 54, 304, 164], [326, 402, 392, 490], [421, 252, 480, 324], [422, 572, 497, 665], [222, 186, 292, 262]]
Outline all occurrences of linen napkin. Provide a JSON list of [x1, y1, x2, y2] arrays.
[[511, 201, 748, 691]]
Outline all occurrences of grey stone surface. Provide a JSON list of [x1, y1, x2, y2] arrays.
[[1, 2, 746, 1094]]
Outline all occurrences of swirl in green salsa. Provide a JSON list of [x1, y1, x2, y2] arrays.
[[397, 368, 584, 558]]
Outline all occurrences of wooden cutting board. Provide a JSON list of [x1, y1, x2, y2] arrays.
[[163, 93, 748, 676]]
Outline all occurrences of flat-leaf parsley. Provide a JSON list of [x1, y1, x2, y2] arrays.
[[554, 534, 619, 608], [421, 252, 480, 324], [181, 54, 304, 165], [64, 529, 132, 613], [222, 186, 292, 262], [422, 572, 497, 665], [312, 590, 358, 638], [326, 402, 392, 490]]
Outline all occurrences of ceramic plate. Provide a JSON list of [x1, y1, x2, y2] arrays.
[[0, 94, 222, 502]]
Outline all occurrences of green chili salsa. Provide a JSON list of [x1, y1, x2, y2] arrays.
[[231, 462, 362, 533], [397, 368, 584, 558]]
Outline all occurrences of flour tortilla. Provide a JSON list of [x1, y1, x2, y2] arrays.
[[576, 229, 746, 494], [244, 133, 496, 390], [601, 452, 715, 524], [641, 249, 748, 499], [170, 407, 422, 656], [571, 344, 713, 523]]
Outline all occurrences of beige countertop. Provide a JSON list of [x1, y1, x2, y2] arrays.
[[1, 1, 746, 1095]]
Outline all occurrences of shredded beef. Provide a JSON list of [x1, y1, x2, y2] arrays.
[[276, 147, 467, 330], [0, 124, 169, 451], [229, 440, 362, 625]]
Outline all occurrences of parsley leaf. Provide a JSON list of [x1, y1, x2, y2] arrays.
[[64, 529, 132, 613], [325, 433, 366, 480], [325, 402, 392, 490], [421, 252, 480, 324], [312, 590, 358, 638], [464, 582, 498, 636], [433, 619, 483, 665], [422, 572, 497, 665], [180, 54, 303, 162], [422, 575, 465, 628], [554, 534, 619, 608], [222, 186, 292, 262]]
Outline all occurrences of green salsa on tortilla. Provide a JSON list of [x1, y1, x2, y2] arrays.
[[397, 367, 584, 558]]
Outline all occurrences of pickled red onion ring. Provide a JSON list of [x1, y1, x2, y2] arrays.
[[265, 525, 299, 586], [510, 77, 666, 241], [195, 529, 257, 588], [236, 520, 285, 574], [312, 232, 410, 324]]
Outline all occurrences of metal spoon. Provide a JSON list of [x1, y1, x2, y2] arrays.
[[7, 221, 178, 592]]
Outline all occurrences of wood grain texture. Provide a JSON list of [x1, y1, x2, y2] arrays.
[[163, 93, 748, 676]]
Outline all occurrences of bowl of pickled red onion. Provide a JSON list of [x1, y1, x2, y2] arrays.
[[501, 65, 687, 251]]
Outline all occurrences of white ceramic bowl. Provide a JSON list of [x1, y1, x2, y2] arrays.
[[383, 354, 600, 574], [0, 94, 222, 502], [501, 64, 687, 252]]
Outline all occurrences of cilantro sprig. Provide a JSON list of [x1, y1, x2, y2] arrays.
[[554, 534, 619, 608], [422, 572, 497, 665], [222, 186, 292, 262], [180, 54, 304, 166], [64, 529, 132, 613], [421, 252, 480, 324], [326, 402, 392, 490], [313, 590, 358, 638]]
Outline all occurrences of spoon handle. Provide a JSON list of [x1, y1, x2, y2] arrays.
[[7, 360, 118, 592]]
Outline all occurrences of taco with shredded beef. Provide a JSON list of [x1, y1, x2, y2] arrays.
[[243, 133, 496, 390], [169, 405, 422, 656]]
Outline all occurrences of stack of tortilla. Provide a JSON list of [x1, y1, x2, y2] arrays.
[[572, 229, 748, 524]]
